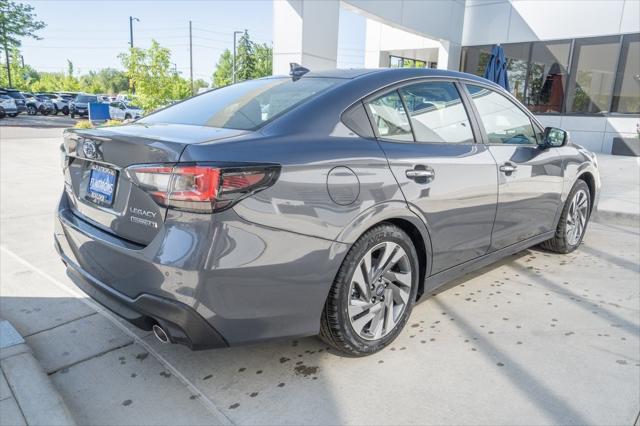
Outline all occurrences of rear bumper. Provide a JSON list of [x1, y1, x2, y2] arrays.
[[57, 240, 228, 350], [54, 191, 349, 349]]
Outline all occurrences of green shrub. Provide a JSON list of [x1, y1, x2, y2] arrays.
[[101, 119, 123, 127], [73, 120, 93, 129]]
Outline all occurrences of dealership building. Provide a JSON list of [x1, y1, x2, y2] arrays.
[[272, 0, 639, 154]]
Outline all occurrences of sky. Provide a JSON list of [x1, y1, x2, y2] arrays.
[[19, 0, 366, 84]]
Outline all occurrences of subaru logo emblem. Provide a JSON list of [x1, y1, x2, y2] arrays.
[[82, 140, 98, 159]]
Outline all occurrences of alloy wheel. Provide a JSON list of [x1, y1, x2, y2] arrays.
[[566, 189, 588, 246], [348, 241, 412, 341]]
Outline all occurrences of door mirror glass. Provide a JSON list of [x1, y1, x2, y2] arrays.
[[542, 127, 567, 147]]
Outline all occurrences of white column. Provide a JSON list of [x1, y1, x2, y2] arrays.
[[272, 0, 340, 75], [437, 40, 462, 71]]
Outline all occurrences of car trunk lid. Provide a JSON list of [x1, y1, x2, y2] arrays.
[[62, 123, 248, 245]]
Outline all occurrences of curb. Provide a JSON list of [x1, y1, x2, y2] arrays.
[[0, 320, 76, 426], [592, 208, 640, 228]]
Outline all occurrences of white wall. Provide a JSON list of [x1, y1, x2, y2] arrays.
[[536, 115, 640, 154], [272, 0, 340, 75], [348, 0, 465, 70], [463, 0, 640, 46]]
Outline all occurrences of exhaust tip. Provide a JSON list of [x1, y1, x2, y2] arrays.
[[152, 324, 170, 344]]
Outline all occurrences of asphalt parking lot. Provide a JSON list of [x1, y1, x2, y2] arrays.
[[1, 121, 639, 425], [1, 113, 80, 129]]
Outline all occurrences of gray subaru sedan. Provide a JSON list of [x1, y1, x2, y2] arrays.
[[55, 67, 600, 356]]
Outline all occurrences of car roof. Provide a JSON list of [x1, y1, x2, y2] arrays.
[[275, 67, 492, 83]]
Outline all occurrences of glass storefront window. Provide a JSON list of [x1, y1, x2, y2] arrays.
[[525, 40, 571, 114], [389, 55, 427, 69], [566, 36, 621, 113], [502, 43, 531, 102], [612, 33, 640, 113]]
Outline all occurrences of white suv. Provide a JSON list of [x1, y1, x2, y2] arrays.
[[109, 101, 143, 120]]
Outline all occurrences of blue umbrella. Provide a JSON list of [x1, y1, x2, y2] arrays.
[[483, 45, 510, 92]]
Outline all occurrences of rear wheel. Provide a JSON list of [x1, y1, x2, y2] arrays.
[[320, 224, 419, 356], [54, 105, 59, 115], [70, 112, 75, 118], [62, 106, 69, 115], [27, 105, 37, 115], [541, 179, 591, 254]]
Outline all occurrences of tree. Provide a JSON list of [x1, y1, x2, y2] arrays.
[[193, 78, 209, 92], [254, 43, 273, 79], [211, 31, 272, 88], [119, 40, 193, 111], [0, 0, 45, 87], [212, 49, 232, 88], [235, 30, 255, 82]]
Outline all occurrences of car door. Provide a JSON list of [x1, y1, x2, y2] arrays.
[[109, 102, 121, 120], [365, 80, 499, 274], [463, 83, 564, 250]]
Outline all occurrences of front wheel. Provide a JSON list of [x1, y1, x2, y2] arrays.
[[320, 224, 419, 356], [27, 105, 37, 115], [62, 106, 69, 115], [541, 179, 591, 254]]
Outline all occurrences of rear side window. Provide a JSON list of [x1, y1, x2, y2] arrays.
[[366, 91, 413, 142], [76, 95, 97, 103], [139, 77, 341, 130], [399, 82, 475, 144], [466, 84, 537, 145]]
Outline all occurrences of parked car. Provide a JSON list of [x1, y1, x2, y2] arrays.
[[109, 101, 143, 120], [0, 94, 18, 118], [69, 94, 98, 118], [0, 90, 18, 118], [42, 94, 71, 115], [55, 68, 600, 356], [25, 93, 54, 115], [0, 88, 26, 116]]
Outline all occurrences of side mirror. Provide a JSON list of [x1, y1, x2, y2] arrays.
[[541, 127, 568, 148]]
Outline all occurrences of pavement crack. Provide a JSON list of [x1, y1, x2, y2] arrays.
[[47, 340, 135, 376], [23, 312, 98, 338]]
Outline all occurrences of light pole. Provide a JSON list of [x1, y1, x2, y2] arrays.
[[232, 30, 243, 84], [129, 16, 140, 48]]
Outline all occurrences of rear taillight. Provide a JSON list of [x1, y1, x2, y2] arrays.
[[126, 163, 280, 213]]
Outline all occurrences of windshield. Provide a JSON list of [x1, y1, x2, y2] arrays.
[[139, 77, 342, 130], [76, 95, 97, 103]]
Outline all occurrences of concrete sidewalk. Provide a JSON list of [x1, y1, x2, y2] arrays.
[[593, 154, 640, 227], [1, 320, 75, 426]]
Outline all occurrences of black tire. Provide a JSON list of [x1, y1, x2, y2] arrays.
[[62, 106, 69, 115], [540, 179, 591, 254], [27, 105, 37, 115], [70, 112, 75, 118], [0, 108, 5, 119], [125, 114, 131, 120], [320, 223, 419, 356]]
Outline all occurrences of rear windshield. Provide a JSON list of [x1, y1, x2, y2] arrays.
[[76, 95, 97, 103], [139, 77, 341, 130], [6, 91, 24, 100]]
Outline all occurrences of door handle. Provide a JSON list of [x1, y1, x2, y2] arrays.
[[406, 168, 435, 179], [499, 163, 517, 173]]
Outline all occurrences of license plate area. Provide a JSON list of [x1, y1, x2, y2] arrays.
[[86, 164, 117, 207]]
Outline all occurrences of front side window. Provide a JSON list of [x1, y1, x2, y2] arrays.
[[140, 77, 341, 130], [399, 82, 474, 144], [467, 84, 537, 145], [366, 91, 413, 142], [566, 36, 620, 113]]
